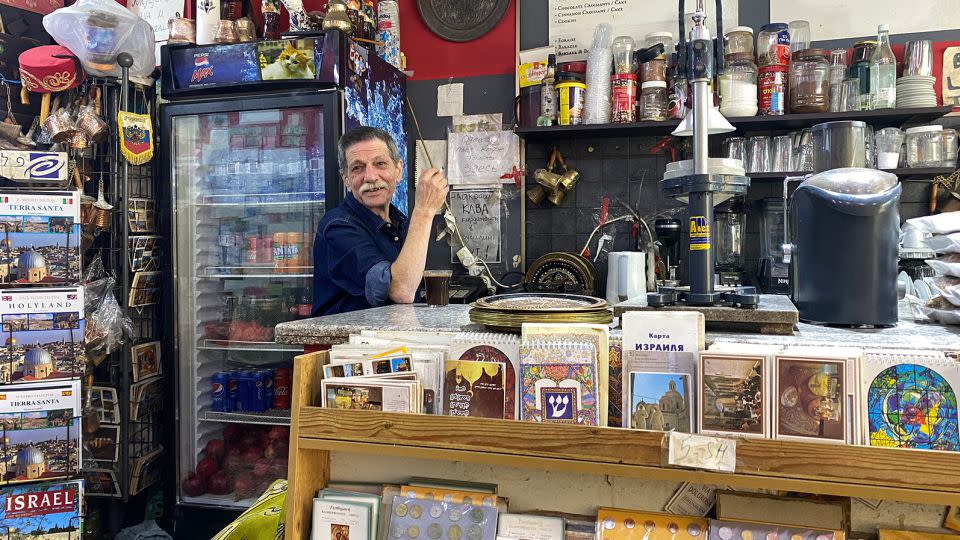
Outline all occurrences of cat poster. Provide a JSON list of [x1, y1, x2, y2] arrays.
[[258, 39, 318, 81]]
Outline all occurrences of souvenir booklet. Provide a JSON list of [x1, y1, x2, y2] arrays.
[[0, 480, 82, 536], [312, 498, 371, 540], [597, 508, 707, 540], [519, 340, 599, 425], [497, 513, 564, 540], [521, 323, 608, 425], [778, 346, 861, 443], [0, 380, 82, 484], [0, 191, 81, 286], [620, 312, 702, 430], [318, 489, 381, 540], [321, 377, 422, 414], [860, 350, 960, 451], [698, 353, 769, 438], [449, 333, 520, 420], [0, 287, 84, 383]]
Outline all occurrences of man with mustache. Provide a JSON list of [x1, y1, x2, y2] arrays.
[[312, 127, 449, 315]]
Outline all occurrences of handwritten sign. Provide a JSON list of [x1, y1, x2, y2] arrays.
[[127, 0, 180, 42], [666, 432, 736, 472], [449, 189, 501, 264], [446, 130, 519, 185]]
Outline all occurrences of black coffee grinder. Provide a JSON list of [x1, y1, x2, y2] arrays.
[[647, 0, 759, 309]]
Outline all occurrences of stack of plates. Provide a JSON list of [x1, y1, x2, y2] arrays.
[[469, 293, 612, 332], [896, 76, 937, 108]]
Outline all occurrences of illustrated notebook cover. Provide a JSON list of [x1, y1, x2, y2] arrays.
[[0, 380, 82, 485], [0, 191, 81, 286], [442, 360, 505, 419], [0, 480, 82, 536], [0, 287, 85, 384], [860, 350, 960, 451], [449, 333, 520, 420], [521, 323, 608, 426], [519, 340, 599, 425]]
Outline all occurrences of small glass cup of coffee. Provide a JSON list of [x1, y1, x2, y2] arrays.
[[422, 270, 453, 307]]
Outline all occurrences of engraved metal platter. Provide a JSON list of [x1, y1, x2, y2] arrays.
[[416, 0, 510, 42], [474, 293, 608, 313]]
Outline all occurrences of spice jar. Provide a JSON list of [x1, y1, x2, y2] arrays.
[[757, 23, 790, 66], [719, 52, 758, 117], [641, 57, 666, 83], [905, 125, 944, 167], [644, 32, 673, 57], [640, 80, 668, 121], [725, 26, 754, 57], [758, 64, 788, 115], [789, 48, 829, 113], [611, 74, 638, 123]]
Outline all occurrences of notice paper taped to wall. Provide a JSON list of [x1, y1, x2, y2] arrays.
[[446, 130, 519, 185], [449, 188, 501, 264]]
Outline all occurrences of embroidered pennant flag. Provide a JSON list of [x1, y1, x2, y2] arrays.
[[117, 111, 154, 165]]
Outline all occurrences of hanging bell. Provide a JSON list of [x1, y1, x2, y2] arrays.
[[322, 0, 353, 34], [558, 169, 581, 191], [527, 185, 547, 205], [534, 169, 562, 190]]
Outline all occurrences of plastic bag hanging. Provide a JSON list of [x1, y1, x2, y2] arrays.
[[42, 0, 156, 79]]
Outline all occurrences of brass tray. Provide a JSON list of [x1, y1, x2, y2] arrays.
[[469, 308, 613, 332], [473, 293, 608, 313]]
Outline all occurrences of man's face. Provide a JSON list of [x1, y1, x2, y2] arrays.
[[343, 139, 402, 211]]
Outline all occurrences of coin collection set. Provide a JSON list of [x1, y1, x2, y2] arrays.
[[387, 496, 498, 540]]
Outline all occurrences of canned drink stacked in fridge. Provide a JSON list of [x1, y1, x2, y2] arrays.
[[211, 368, 292, 412]]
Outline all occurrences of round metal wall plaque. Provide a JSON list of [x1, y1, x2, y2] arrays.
[[416, 0, 510, 42]]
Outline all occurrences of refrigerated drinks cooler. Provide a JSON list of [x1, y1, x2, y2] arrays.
[[159, 31, 407, 511]]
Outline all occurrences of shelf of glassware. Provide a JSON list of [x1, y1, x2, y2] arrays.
[[284, 350, 960, 539]]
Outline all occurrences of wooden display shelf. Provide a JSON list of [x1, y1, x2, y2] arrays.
[[285, 351, 960, 540], [515, 106, 954, 140]]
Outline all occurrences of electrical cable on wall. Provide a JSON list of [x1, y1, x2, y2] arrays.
[[405, 97, 514, 291]]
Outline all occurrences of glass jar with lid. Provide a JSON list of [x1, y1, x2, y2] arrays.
[[719, 52, 758, 117], [640, 80, 668, 121], [757, 23, 790, 66], [905, 125, 944, 167], [644, 31, 673, 58], [849, 40, 877, 110], [790, 48, 830, 113], [725, 26, 754, 57]]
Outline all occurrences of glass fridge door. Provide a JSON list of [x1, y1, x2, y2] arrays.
[[171, 104, 328, 507]]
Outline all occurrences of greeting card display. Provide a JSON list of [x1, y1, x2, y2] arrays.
[[0, 480, 82, 536], [0, 287, 84, 383], [0, 380, 82, 485], [698, 353, 768, 438], [0, 191, 81, 286], [519, 340, 599, 425]]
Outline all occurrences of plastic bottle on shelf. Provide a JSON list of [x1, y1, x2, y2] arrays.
[[584, 23, 613, 125], [869, 24, 897, 110]]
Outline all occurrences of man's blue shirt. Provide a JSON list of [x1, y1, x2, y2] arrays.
[[311, 192, 408, 316]]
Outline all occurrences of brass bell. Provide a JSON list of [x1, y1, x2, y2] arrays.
[[322, 0, 353, 34], [547, 187, 567, 205], [558, 169, 581, 191], [527, 185, 547, 205], [534, 168, 562, 190]]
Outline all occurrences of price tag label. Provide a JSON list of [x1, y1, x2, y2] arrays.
[[666, 432, 736, 472], [0, 151, 67, 182]]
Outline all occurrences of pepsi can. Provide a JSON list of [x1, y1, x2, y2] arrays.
[[226, 371, 241, 412], [258, 370, 274, 411], [211, 372, 229, 412], [240, 370, 258, 412]]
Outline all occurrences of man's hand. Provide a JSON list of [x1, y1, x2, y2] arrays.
[[414, 168, 449, 217]]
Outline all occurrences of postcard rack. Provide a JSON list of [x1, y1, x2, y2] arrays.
[[86, 76, 164, 508], [286, 350, 960, 540]]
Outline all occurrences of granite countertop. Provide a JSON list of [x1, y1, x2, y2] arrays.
[[275, 301, 960, 351]]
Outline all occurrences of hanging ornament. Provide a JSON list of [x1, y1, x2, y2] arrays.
[[117, 110, 153, 165]]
